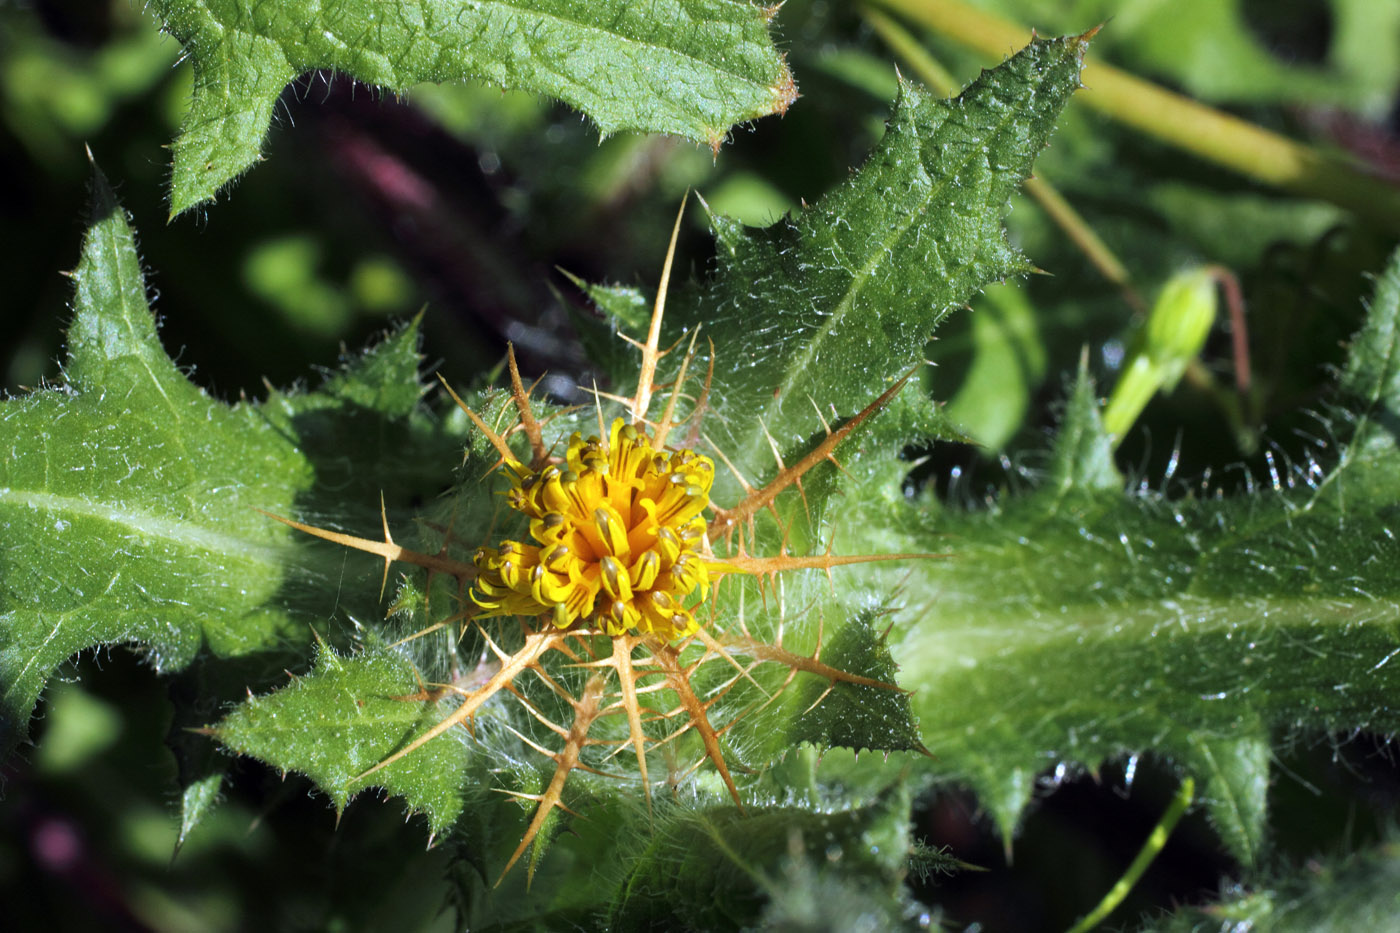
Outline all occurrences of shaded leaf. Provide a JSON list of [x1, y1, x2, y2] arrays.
[[787, 609, 924, 754], [177, 772, 225, 851], [610, 785, 911, 929], [1145, 837, 1400, 932], [1043, 361, 1121, 498], [1339, 249, 1400, 425], [1185, 732, 1270, 869]]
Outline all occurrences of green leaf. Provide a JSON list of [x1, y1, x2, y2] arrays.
[[610, 785, 912, 929], [1, 170, 293, 753], [0, 167, 450, 758], [212, 645, 473, 831], [177, 772, 225, 850], [439, 774, 914, 929], [560, 274, 652, 389], [858, 248, 1400, 865], [786, 609, 924, 755], [1186, 732, 1269, 868], [671, 34, 1087, 499], [1144, 183, 1346, 269], [1043, 360, 1121, 498], [1145, 837, 1400, 932], [149, 0, 796, 213], [1311, 247, 1400, 511], [1339, 250, 1400, 420]]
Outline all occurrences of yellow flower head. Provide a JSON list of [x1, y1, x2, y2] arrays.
[[266, 210, 926, 889], [471, 419, 719, 639]]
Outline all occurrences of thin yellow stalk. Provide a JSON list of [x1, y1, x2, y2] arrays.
[[865, 5, 959, 94], [866, 0, 1400, 231]]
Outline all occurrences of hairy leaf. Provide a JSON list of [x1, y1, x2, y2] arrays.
[[609, 785, 912, 929], [0, 169, 450, 758], [848, 248, 1400, 864], [212, 645, 474, 830], [1145, 837, 1400, 931], [149, 0, 796, 213], [442, 778, 912, 929], [785, 609, 924, 755], [667, 35, 1088, 499]]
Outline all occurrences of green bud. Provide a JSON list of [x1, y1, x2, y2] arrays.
[[1103, 268, 1217, 441], [1144, 268, 1217, 389]]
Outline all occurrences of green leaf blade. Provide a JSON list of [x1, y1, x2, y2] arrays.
[[0, 173, 302, 752], [1186, 733, 1269, 868], [67, 179, 184, 391], [610, 786, 911, 929], [212, 646, 473, 831], [0, 170, 452, 759], [1330, 246, 1400, 489], [680, 34, 1087, 496], [153, 0, 797, 212], [1146, 837, 1400, 931], [786, 610, 924, 755], [860, 252, 1400, 864]]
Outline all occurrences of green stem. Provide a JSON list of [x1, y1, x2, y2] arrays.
[[866, 0, 1400, 232], [864, 5, 1140, 307], [1064, 776, 1196, 933]]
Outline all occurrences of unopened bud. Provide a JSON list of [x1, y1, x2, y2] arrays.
[[1104, 268, 1217, 441], [1144, 268, 1217, 390]]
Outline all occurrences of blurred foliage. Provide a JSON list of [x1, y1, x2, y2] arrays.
[[5, 0, 1400, 930], [941, 0, 1400, 113]]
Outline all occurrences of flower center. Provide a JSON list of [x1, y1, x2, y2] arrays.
[[471, 419, 717, 639]]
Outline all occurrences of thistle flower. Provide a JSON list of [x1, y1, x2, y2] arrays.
[[472, 419, 730, 640], [262, 201, 933, 886]]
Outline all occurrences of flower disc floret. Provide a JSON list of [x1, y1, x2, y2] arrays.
[[471, 419, 718, 639]]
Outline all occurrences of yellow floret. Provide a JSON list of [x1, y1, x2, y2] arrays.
[[471, 419, 720, 639]]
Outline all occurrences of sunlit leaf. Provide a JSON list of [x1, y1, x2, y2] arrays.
[[855, 249, 1400, 864], [0, 167, 451, 757], [150, 0, 796, 212]]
